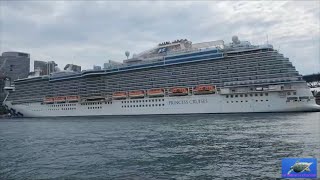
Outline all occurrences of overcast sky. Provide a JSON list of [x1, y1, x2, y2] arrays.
[[0, 1, 319, 74]]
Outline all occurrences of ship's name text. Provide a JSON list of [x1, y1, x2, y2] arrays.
[[168, 99, 208, 105]]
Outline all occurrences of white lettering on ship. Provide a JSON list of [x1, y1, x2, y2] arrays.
[[168, 99, 208, 105]]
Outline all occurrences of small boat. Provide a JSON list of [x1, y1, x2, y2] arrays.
[[112, 92, 127, 99], [43, 97, 54, 104], [66, 96, 80, 102], [129, 90, 145, 98], [147, 88, 165, 97], [194, 85, 215, 95], [54, 96, 66, 103], [169, 87, 188, 96]]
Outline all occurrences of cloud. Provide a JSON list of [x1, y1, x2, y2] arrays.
[[0, 1, 319, 74]]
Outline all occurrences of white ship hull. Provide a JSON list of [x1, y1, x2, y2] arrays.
[[4, 87, 320, 117]]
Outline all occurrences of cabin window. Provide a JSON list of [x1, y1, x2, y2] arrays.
[[260, 93, 263, 96], [293, 92, 296, 95], [287, 92, 291, 95], [245, 94, 248, 97], [255, 94, 258, 96], [250, 94, 253, 97], [226, 95, 229, 98], [230, 95, 233, 98], [265, 93, 268, 96], [240, 95, 243, 97]]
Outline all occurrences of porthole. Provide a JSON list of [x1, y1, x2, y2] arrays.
[[235, 95, 238, 98], [230, 95, 233, 98], [255, 94, 258, 96], [260, 93, 263, 96], [261, 100, 263, 102], [250, 94, 253, 97], [226, 95, 229, 98], [265, 93, 268, 96], [245, 94, 248, 97], [162, 104, 165, 106], [293, 92, 297, 95], [240, 95, 243, 97], [287, 92, 291, 95]]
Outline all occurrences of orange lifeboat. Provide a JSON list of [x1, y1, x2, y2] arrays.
[[194, 85, 215, 95], [112, 91, 127, 100], [129, 90, 145, 98], [147, 88, 165, 97], [54, 96, 66, 103], [66, 95, 80, 102], [169, 87, 188, 96], [44, 97, 54, 104]]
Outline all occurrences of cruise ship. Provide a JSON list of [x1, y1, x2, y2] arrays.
[[3, 36, 320, 117]]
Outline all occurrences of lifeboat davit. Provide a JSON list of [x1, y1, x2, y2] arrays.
[[194, 85, 215, 95], [112, 92, 127, 100], [169, 87, 188, 96], [43, 97, 54, 104], [54, 96, 66, 103], [147, 88, 165, 97], [66, 95, 80, 102], [129, 90, 145, 98]]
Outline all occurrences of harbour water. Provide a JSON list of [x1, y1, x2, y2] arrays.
[[0, 112, 319, 179]]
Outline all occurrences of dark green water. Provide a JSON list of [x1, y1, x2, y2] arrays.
[[0, 113, 319, 179]]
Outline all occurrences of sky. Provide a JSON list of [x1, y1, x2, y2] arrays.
[[0, 1, 319, 75]]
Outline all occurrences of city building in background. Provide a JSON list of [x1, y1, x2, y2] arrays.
[[34, 60, 58, 75], [93, 65, 102, 71], [0, 51, 30, 104], [64, 64, 81, 72], [0, 52, 30, 81]]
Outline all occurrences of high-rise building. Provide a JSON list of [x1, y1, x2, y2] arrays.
[[34, 60, 57, 75], [0, 52, 30, 81], [0, 51, 30, 105], [64, 64, 81, 72]]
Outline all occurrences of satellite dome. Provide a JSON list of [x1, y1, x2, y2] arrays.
[[232, 36, 240, 44]]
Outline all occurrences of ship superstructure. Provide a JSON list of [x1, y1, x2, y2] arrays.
[[3, 36, 320, 117]]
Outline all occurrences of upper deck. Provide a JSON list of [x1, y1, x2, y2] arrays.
[[14, 36, 273, 83]]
